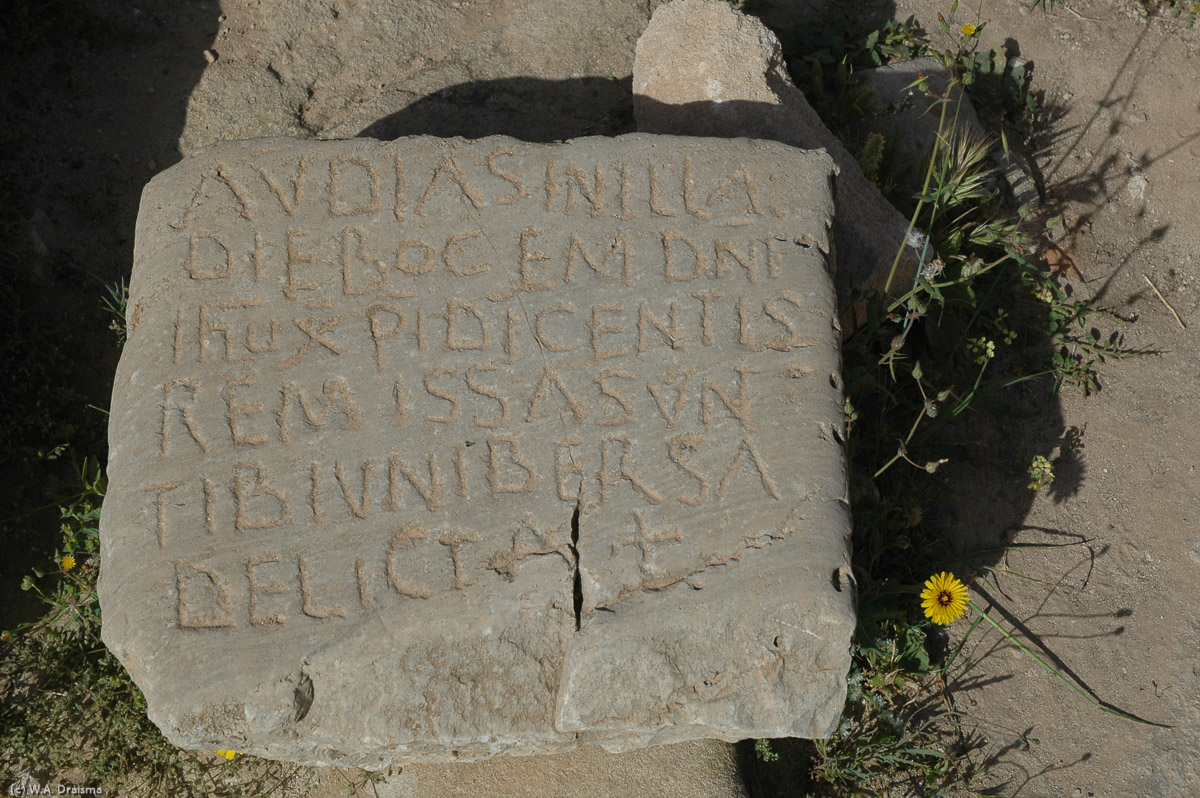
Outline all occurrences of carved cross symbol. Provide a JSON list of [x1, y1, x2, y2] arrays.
[[611, 510, 683, 572], [488, 514, 574, 580], [281, 315, 344, 369]]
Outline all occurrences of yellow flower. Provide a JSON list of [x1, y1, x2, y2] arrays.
[[61, 555, 76, 572], [960, 23, 977, 36], [217, 750, 239, 760], [921, 572, 969, 625]]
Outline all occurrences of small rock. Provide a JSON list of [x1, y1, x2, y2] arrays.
[[203, 49, 217, 64]]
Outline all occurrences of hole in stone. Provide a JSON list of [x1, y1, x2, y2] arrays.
[[570, 499, 583, 631], [294, 672, 314, 722], [831, 568, 843, 592]]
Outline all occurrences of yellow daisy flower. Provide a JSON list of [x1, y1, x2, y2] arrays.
[[61, 555, 76, 572], [921, 571, 969, 625], [960, 23, 977, 36], [217, 750, 239, 760]]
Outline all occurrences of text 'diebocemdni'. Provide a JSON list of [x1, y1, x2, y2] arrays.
[[99, 134, 856, 768]]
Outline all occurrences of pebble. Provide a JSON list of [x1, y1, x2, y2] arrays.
[[203, 49, 217, 64]]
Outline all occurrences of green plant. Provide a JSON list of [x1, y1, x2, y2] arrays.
[[755, 738, 781, 762], [779, 7, 928, 141], [752, 7, 1151, 791], [101, 278, 129, 347], [0, 473, 372, 795], [929, 3, 1039, 147]]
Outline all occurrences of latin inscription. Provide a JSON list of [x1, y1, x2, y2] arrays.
[[117, 138, 836, 631]]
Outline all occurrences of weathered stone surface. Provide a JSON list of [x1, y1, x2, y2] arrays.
[[99, 134, 855, 768], [633, 0, 922, 309]]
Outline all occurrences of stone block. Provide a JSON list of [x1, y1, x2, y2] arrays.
[[633, 0, 923, 310], [858, 56, 1039, 216], [99, 134, 856, 768]]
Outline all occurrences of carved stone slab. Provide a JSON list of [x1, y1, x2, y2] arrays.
[[99, 134, 856, 768]]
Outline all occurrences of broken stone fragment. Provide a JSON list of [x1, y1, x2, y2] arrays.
[[857, 56, 1040, 217], [633, 0, 923, 312]]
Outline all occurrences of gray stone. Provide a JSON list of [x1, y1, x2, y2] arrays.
[[858, 56, 1040, 215], [99, 134, 855, 768], [633, 0, 923, 311]]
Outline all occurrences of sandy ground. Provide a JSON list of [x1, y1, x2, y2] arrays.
[[4, 0, 1197, 795]]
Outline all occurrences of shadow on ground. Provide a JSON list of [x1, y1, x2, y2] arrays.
[[0, 0, 218, 628]]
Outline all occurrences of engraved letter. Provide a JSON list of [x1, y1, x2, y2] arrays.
[[637, 301, 685, 352], [341, 226, 387, 296], [588, 302, 628, 362], [298, 552, 347, 618], [335, 459, 374, 519], [691, 289, 723, 346], [386, 454, 445, 512], [439, 531, 478, 589], [250, 156, 309, 215], [466, 364, 510, 428], [144, 481, 184, 548], [646, 371, 694, 430], [232, 462, 293, 531], [555, 437, 583, 501], [526, 366, 588, 423], [487, 146, 529, 205], [663, 231, 708, 281], [367, 302, 409, 372], [386, 523, 433, 599], [223, 375, 268, 446], [599, 435, 664, 505], [487, 435, 538, 497], [423, 367, 460, 424], [247, 554, 290, 624], [444, 299, 492, 350], [595, 369, 637, 426], [416, 153, 485, 215], [716, 437, 781, 500], [278, 378, 364, 443], [534, 303, 578, 353], [328, 156, 381, 216], [565, 231, 632, 285], [186, 233, 233, 279], [701, 366, 760, 430], [442, 230, 490, 276], [668, 433, 709, 506], [176, 561, 236, 628], [159, 379, 211, 458], [715, 238, 760, 283], [284, 228, 319, 300], [565, 162, 605, 216]]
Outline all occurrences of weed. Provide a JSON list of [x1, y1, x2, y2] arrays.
[[742, 4, 1152, 794], [0, 471, 375, 795], [101, 278, 128, 347]]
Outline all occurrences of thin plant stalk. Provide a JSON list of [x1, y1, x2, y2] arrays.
[[966, 599, 1169, 728]]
